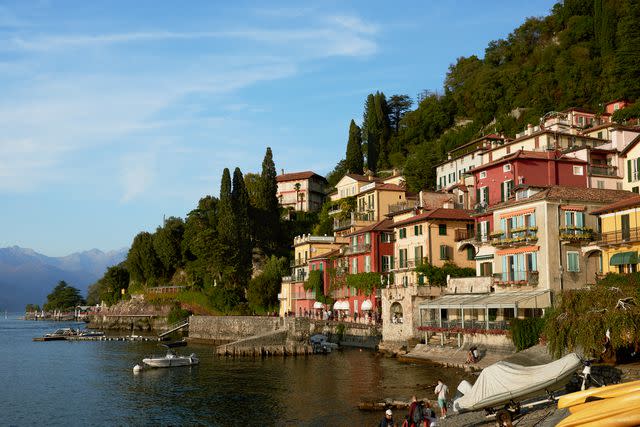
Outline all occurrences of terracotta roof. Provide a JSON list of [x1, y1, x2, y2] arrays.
[[276, 171, 327, 183], [487, 186, 635, 213], [359, 182, 405, 193], [591, 195, 640, 215], [470, 150, 585, 173], [345, 173, 382, 183], [343, 219, 394, 237], [392, 208, 473, 227]]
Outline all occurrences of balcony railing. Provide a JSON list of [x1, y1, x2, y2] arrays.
[[559, 227, 595, 243], [389, 200, 419, 214], [493, 270, 539, 286], [291, 291, 316, 300], [421, 319, 511, 331], [394, 257, 428, 270], [588, 164, 618, 177], [343, 243, 372, 255], [281, 276, 293, 283], [598, 227, 640, 245], [455, 229, 475, 242], [290, 259, 307, 267], [491, 228, 538, 247]]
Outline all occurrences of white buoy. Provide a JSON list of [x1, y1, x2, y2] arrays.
[[133, 364, 143, 373]]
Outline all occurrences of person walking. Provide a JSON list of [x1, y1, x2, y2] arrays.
[[434, 379, 449, 419]]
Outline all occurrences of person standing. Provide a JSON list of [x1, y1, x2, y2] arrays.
[[380, 409, 395, 427], [434, 379, 449, 419]]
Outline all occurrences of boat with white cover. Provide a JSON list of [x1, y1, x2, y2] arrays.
[[142, 348, 199, 368], [453, 352, 581, 413]]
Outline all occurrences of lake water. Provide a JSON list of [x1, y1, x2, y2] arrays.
[[0, 316, 470, 426]]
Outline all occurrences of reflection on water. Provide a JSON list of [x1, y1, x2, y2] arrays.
[[1, 317, 472, 426]]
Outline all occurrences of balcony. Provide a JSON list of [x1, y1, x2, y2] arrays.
[[277, 292, 286, 300], [393, 257, 428, 271], [389, 200, 419, 214], [421, 319, 511, 331], [588, 164, 618, 177], [333, 212, 375, 231], [474, 202, 489, 214], [343, 243, 372, 255], [454, 229, 475, 242], [291, 291, 316, 300], [290, 259, 307, 267], [598, 227, 640, 246], [559, 227, 595, 243], [493, 270, 539, 286], [490, 227, 538, 248], [281, 276, 293, 283]]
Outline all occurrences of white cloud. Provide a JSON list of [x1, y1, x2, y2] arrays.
[[119, 152, 156, 203]]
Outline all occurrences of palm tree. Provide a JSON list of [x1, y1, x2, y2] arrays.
[[294, 182, 301, 211]]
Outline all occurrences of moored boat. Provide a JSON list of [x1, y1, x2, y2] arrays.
[[142, 347, 199, 368]]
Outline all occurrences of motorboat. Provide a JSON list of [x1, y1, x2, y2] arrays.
[[141, 347, 199, 368], [78, 330, 105, 337], [310, 334, 338, 354], [453, 353, 581, 415]]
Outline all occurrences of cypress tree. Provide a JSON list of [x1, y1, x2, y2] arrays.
[[362, 94, 378, 171], [345, 119, 364, 174], [216, 168, 237, 278], [232, 167, 253, 287], [256, 147, 280, 253]]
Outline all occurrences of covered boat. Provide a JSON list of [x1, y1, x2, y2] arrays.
[[142, 349, 199, 368], [453, 353, 581, 412]]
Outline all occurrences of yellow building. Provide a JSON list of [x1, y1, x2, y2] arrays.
[[391, 208, 475, 287], [592, 195, 640, 274]]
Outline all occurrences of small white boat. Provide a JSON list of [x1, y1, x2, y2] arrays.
[[142, 349, 199, 368]]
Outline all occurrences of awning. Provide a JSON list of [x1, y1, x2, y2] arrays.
[[560, 205, 586, 211], [361, 300, 373, 311], [496, 245, 539, 256], [333, 301, 349, 310], [418, 290, 552, 311], [500, 208, 535, 219], [475, 254, 494, 260], [313, 301, 324, 309], [610, 251, 638, 266]]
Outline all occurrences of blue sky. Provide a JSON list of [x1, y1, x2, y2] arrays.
[[0, 0, 557, 256]]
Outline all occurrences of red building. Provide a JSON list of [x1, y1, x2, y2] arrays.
[[472, 150, 588, 240], [307, 219, 394, 320]]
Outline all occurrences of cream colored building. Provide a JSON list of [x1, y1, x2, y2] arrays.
[[276, 171, 327, 212], [391, 208, 475, 287]]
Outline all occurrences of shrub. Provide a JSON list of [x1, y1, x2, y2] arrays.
[[510, 317, 545, 351], [167, 305, 191, 324]]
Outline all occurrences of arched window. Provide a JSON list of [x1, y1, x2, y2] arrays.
[[390, 302, 403, 324]]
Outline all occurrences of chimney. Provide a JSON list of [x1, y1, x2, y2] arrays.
[[281, 169, 284, 175], [527, 123, 533, 136]]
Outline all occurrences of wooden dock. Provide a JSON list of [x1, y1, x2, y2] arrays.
[[33, 335, 160, 342]]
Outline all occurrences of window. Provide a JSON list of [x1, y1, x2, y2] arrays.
[[597, 180, 605, 189], [381, 255, 392, 272], [617, 182, 623, 190], [459, 194, 464, 204], [573, 166, 584, 176], [399, 248, 408, 268], [414, 224, 423, 236], [476, 186, 489, 205], [440, 245, 450, 260], [478, 221, 490, 242], [629, 158, 640, 182], [565, 211, 584, 227], [597, 131, 603, 139], [364, 233, 370, 245], [501, 180, 514, 202], [634, 187, 639, 194], [364, 255, 371, 273], [351, 236, 357, 247], [567, 252, 580, 272], [351, 258, 358, 274], [479, 171, 487, 179], [467, 246, 475, 260], [381, 233, 393, 243], [399, 228, 406, 239], [414, 246, 424, 265], [319, 263, 323, 271], [503, 164, 512, 172], [438, 224, 447, 235]]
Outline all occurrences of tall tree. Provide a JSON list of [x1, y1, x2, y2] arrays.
[[127, 231, 163, 285], [387, 94, 413, 133], [255, 147, 280, 253], [217, 168, 236, 279], [344, 119, 364, 174], [153, 216, 185, 278], [232, 167, 253, 288], [43, 281, 85, 311], [362, 92, 391, 171], [182, 196, 220, 289]]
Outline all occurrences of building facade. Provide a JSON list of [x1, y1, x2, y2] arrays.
[[276, 171, 328, 212]]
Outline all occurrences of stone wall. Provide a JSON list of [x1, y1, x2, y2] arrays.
[[309, 320, 381, 349], [189, 316, 287, 341], [381, 285, 441, 344]]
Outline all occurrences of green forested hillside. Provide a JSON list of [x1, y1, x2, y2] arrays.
[[331, 0, 640, 191]]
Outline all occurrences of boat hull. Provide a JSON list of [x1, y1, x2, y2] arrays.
[[142, 354, 199, 368]]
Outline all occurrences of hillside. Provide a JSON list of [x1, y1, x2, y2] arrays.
[[0, 246, 127, 311]]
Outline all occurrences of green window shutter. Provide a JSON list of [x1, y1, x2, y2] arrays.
[[637, 158, 640, 181], [501, 182, 505, 202], [418, 275, 424, 285], [467, 246, 474, 260], [576, 212, 584, 227], [476, 189, 480, 204], [628, 159, 632, 182]]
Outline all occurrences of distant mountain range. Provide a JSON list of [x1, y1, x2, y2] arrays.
[[0, 246, 128, 311]]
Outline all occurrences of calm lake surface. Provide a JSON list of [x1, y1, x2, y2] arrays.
[[0, 316, 470, 426]]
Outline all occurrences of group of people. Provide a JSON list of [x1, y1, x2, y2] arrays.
[[380, 380, 449, 427]]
